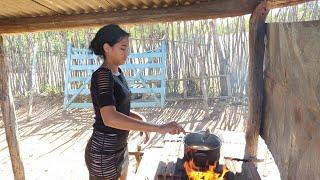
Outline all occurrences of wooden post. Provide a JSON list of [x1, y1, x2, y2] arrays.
[[0, 35, 25, 180], [245, 1, 269, 160]]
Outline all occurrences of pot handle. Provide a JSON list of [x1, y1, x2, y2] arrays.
[[201, 129, 211, 142], [193, 152, 209, 158]]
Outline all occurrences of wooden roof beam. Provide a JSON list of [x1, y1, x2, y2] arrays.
[[0, 0, 312, 34]]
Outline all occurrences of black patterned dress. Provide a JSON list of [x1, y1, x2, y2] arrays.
[[85, 67, 131, 180]]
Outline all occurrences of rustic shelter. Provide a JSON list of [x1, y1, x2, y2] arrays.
[[0, 0, 316, 179]]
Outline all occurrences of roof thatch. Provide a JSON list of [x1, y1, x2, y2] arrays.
[[0, 0, 312, 34]]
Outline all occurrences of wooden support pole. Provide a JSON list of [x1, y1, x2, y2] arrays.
[[0, 35, 25, 180], [245, 1, 269, 160]]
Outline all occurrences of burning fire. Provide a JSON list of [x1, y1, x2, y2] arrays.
[[183, 159, 229, 180]]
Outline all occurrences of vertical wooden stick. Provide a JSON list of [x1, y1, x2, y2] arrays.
[[245, 1, 269, 159], [0, 35, 25, 179], [27, 43, 38, 121]]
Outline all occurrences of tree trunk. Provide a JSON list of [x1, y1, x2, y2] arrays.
[[27, 41, 38, 121], [211, 20, 229, 96], [0, 35, 25, 180], [194, 34, 209, 118]]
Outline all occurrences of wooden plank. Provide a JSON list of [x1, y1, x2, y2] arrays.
[[68, 89, 90, 95], [126, 76, 163, 81], [134, 148, 165, 180], [69, 103, 92, 109], [71, 54, 97, 60], [69, 64, 99, 70], [121, 63, 165, 69], [135, 135, 184, 180], [245, 1, 269, 160], [130, 88, 163, 94], [156, 135, 184, 179], [0, 35, 25, 179], [69, 77, 91, 82], [130, 101, 160, 108], [0, 0, 311, 34], [128, 52, 163, 58]]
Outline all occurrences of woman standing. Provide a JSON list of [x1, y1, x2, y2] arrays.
[[85, 24, 185, 180]]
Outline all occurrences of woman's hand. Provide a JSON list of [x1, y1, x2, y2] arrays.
[[130, 111, 150, 143], [157, 122, 185, 135], [140, 131, 150, 144]]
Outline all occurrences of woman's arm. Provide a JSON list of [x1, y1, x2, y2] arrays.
[[100, 106, 184, 134], [129, 110, 149, 139], [101, 106, 158, 132], [129, 110, 145, 121]]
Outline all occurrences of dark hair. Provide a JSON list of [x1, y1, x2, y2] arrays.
[[89, 24, 130, 57]]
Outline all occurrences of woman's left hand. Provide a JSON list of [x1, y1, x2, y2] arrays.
[[130, 110, 150, 143], [140, 131, 150, 144]]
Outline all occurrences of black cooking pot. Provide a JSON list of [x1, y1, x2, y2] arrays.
[[183, 130, 222, 168]]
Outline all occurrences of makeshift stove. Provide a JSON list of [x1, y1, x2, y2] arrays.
[[155, 132, 235, 180], [157, 155, 234, 180], [134, 132, 260, 180]]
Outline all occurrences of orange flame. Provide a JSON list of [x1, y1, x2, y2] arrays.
[[183, 159, 229, 180]]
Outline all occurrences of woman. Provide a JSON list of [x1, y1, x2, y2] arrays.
[[85, 24, 185, 180]]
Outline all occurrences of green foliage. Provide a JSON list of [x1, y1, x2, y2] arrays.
[[40, 84, 61, 95], [128, 24, 167, 39]]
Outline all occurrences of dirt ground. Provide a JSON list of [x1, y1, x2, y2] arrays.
[[0, 95, 248, 180]]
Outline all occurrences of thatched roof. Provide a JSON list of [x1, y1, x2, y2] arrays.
[[0, 0, 311, 34]]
